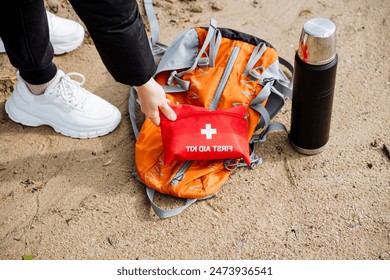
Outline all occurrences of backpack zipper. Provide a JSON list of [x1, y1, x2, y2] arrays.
[[170, 46, 241, 186], [208, 46, 240, 110]]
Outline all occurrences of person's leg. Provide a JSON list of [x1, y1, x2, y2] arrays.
[[0, 12, 85, 55], [0, 0, 57, 85], [68, 0, 156, 86], [2, 1, 121, 138]]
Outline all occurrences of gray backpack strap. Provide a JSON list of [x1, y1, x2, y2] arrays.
[[250, 102, 271, 132], [129, 87, 140, 139], [175, 18, 218, 78], [146, 187, 197, 218], [279, 56, 294, 74], [143, 0, 167, 60], [251, 81, 274, 132], [164, 19, 219, 90], [143, 0, 159, 44], [162, 84, 188, 93], [273, 57, 293, 99], [243, 42, 267, 77], [250, 121, 288, 144], [209, 29, 222, 67], [251, 81, 273, 105]]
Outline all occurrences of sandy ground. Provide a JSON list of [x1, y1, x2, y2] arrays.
[[0, 0, 389, 260]]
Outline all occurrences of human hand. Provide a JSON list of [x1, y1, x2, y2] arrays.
[[135, 78, 177, 126]]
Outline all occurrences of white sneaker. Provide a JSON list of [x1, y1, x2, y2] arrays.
[[5, 71, 121, 139], [0, 11, 84, 55]]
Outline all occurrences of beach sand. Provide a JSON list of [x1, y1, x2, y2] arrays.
[[0, 0, 389, 260]]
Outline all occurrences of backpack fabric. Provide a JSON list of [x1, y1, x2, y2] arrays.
[[129, 3, 292, 218]]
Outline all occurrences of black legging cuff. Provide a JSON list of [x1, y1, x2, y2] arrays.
[[19, 62, 57, 85]]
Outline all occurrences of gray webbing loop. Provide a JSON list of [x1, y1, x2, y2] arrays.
[[249, 66, 264, 81], [250, 122, 288, 144], [198, 56, 210, 68], [250, 102, 271, 132], [243, 42, 267, 77], [251, 81, 273, 106], [146, 187, 197, 218]]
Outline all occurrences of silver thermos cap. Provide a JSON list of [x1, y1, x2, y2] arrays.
[[298, 17, 337, 65]]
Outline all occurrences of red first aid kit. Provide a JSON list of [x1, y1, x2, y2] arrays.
[[160, 104, 251, 166]]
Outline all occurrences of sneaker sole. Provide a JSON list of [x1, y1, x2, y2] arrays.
[[5, 98, 121, 139]]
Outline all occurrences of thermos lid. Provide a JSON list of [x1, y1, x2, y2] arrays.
[[298, 17, 336, 65]]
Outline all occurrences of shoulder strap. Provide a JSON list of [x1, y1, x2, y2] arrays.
[[159, 18, 219, 93], [143, 0, 159, 44], [143, 0, 167, 61], [129, 87, 140, 139]]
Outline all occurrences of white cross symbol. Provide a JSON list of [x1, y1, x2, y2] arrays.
[[201, 124, 217, 140]]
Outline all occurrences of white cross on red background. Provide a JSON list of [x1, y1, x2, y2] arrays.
[[201, 124, 217, 140]]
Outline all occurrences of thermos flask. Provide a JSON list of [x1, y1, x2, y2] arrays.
[[290, 17, 338, 155]]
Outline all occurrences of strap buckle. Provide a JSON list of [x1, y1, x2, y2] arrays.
[[167, 70, 178, 85], [197, 57, 210, 68], [248, 66, 264, 81], [224, 156, 262, 171]]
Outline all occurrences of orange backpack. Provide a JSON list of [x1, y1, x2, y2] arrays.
[[129, 3, 292, 218]]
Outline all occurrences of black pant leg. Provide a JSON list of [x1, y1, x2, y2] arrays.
[[69, 0, 156, 86], [0, 0, 57, 84]]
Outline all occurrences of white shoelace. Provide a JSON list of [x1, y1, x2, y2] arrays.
[[53, 72, 88, 109]]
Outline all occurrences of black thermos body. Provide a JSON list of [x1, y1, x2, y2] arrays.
[[290, 17, 338, 155]]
